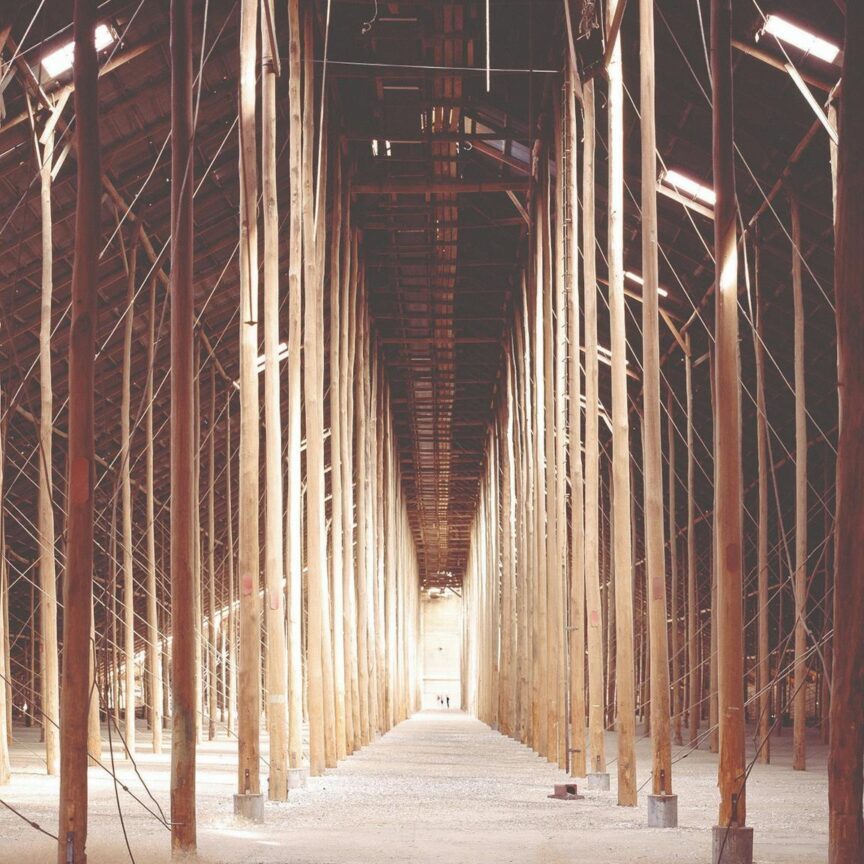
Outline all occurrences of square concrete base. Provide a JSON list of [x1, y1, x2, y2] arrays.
[[712, 825, 754, 864], [647, 793, 678, 827], [586, 772, 610, 791], [287, 766, 309, 789], [233, 793, 264, 824]]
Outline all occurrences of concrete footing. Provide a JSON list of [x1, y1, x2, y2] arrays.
[[711, 825, 754, 864], [586, 772, 610, 791], [647, 793, 678, 827], [233, 793, 265, 824], [548, 783, 583, 801], [287, 766, 309, 789]]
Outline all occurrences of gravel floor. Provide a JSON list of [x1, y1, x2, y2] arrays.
[[0, 710, 828, 863]]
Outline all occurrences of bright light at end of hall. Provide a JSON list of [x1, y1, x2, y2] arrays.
[[761, 14, 840, 64], [624, 270, 669, 298], [660, 169, 716, 207], [41, 23, 116, 78]]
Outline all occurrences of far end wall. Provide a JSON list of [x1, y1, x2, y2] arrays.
[[421, 591, 462, 709]]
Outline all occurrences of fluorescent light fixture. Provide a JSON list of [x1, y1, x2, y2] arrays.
[[660, 169, 716, 207], [762, 14, 840, 64], [371, 140, 379, 157], [624, 270, 669, 298], [385, 140, 392, 157], [41, 23, 115, 78]]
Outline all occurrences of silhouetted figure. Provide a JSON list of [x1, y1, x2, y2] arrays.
[[446, 696, 450, 709]]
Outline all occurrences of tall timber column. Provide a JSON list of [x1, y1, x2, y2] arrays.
[[37, 121, 60, 778], [753, 239, 770, 764], [225, 394, 237, 737], [582, 79, 607, 788], [829, 5, 864, 861], [711, 0, 750, 860], [639, 0, 674, 826], [0, 416, 8, 784], [121, 232, 138, 757], [57, 1, 99, 858], [146, 278, 163, 753], [789, 188, 807, 773], [235, 0, 263, 822], [285, 0, 306, 781], [169, 0, 197, 851], [667, 390, 682, 748], [261, 0, 288, 800], [207, 366, 218, 743], [566, 63, 586, 779], [685, 335, 699, 748], [607, 0, 637, 807], [304, 3, 329, 776], [330, 167, 348, 761]]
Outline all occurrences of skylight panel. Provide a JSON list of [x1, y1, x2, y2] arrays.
[[41, 23, 116, 78], [624, 270, 669, 298], [761, 14, 840, 65], [660, 169, 716, 207]]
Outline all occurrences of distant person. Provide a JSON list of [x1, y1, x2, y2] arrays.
[[446, 696, 450, 709]]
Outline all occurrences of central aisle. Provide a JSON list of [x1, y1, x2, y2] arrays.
[[191, 710, 825, 863]]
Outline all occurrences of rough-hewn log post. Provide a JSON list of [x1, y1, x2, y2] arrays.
[[146, 277, 163, 753], [121, 230, 138, 757], [711, 0, 749, 854], [639, 0, 673, 808], [207, 365, 218, 742], [753, 236, 770, 764], [237, 0, 262, 804], [607, 0, 637, 807], [790, 187, 807, 773], [565, 63, 585, 778], [57, 1, 100, 857], [686, 335, 699, 747], [169, 0, 197, 851], [582, 79, 606, 779], [261, 0, 288, 799], [829, 5, 864, 860], [36, 120, 61, 778], [285, 0, 304, 774]]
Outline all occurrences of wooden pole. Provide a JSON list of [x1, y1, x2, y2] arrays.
[[668, 389, 683, 747], [193, 346, 203, 741], [829, 5, 864, 858], [582, 79, 606, 777], [753, 237, 770, 764], [169, 0, 197, 850], [607, 0, 637, 807], [685, 336, 699, 747], [711, 0, 747, 835], [207, 366, 218, 742], [304, 2, 329, 775], [565, 63, 586, 778], [639, 0, 672, 800], [237, 0, 262, 799], [226, 394, 237, 737], [261, 0, 288, 798], [789, 187, 808, 772], [330, 161, 348, 761], [146, 277, 163, 753], [286, 0, 304, 774], [121, 230, 138, 757], [0, 378, 9, 785], [36, 119, 61, 778], [57, 1, 99, 857]]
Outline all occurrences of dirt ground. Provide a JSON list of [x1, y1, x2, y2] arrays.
[[0, 710, 827, 863]]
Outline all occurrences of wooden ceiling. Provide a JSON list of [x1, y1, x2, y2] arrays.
[[0, 0, 843, 616]]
